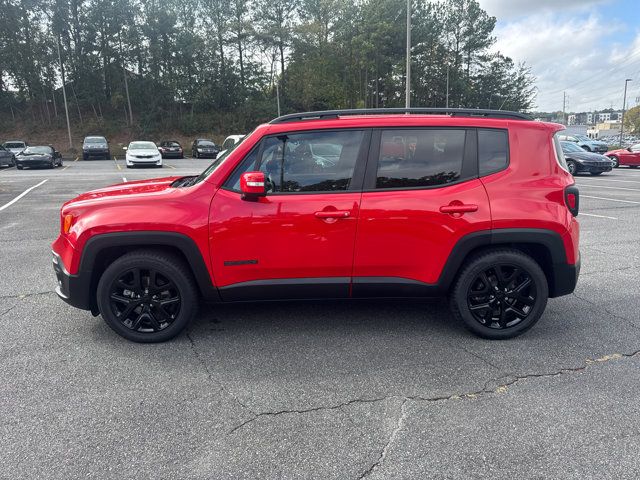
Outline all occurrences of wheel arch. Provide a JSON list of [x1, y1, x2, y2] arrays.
[[440, 229, 575, 298], [80, 232, 219, 312]]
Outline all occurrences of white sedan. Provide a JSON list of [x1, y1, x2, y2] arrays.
[[124, 141, 163, 168]]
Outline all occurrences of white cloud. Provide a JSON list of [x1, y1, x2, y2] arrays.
[[477, 0, 610, 19], [491, 11, 640, 111]]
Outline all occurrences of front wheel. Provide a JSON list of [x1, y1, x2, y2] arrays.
[[450, 249, 549, 339], [16, 165, 23, 170], [566, 160, 577, 175], [609, 156, 619, 168], [96, 251, 198, 343]]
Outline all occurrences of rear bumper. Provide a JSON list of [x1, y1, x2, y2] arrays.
[[550, 254, 580, 298], [52, 251, 92, 311]]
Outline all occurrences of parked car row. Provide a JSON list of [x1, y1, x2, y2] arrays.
[[1, 141, 64, 169], [557, 134, 640, 174]]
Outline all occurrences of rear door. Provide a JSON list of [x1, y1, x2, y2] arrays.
[[210, 129, 370, 300], [352, 127, 493, 296]]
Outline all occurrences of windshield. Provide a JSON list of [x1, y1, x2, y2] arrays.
[[193, 133, 251, 184], [164, 141, 180, 147], [129, 142, 157, 150], [561, 141, 584, 153], [574, 135, 592, 142], [22, 146, 52, 155], [4, 142, 25, 149], [84, 137, 107, 144], [198, 140, 216, 147]]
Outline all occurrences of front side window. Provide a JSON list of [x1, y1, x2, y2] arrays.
[[226, 130, 364, 193], [376, 129, 465, 188]]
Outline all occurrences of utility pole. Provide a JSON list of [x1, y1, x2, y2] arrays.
[[119, 32, 133, 126], [405, 0, 411, 108], [620, 78, 632, 148], [562, 91, 566, 125], [276, 79, 281, 117], [56, 33, 73, 150], [445, 62, 449, 108]]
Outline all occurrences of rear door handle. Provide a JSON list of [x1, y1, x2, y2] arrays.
[[439, 203, 478, 214], [315, 210, 351, 219]]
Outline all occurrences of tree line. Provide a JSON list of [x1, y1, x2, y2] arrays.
[[0, 0, 536, 138]]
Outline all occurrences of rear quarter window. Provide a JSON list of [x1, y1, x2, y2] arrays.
[[553, 133, 570, 172], [478, 129, 509, 176]]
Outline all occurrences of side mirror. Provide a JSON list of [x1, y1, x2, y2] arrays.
[[240, 171, 267, 200]]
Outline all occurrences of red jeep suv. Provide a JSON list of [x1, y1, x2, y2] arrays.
[[52, 108, 580, 342]]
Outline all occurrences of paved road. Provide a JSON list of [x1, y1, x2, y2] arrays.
[[1, 159, 639, 478]]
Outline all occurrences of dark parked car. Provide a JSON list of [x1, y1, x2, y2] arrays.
[[16, 145, 63, 169], [158, 140, 184, 159], [0, 144, 16, 167], [82, 136, 110, 160], [191, 139, 219, 159], [560, 141, 613, 175]]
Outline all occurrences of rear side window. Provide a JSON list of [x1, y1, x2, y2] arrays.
[[478, 129, 509, 176], [376, 129, 465, 188]]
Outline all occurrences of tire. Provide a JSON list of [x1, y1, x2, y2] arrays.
[[83, 154, 88, 161], [449, 249, 549, 340], [590, 171, 602, 176], [48, 160, 55, 169], [566, 160, 577, 175], [609, 156, 619, 168], [96, 250, 199, 343], [16, 165, 23, 170]]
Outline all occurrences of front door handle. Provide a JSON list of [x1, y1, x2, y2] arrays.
[[439, 203, 478, 214], [315, 210, 351, 219]]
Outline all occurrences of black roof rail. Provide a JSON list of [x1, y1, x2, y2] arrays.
[[270, 108, 533, 124]]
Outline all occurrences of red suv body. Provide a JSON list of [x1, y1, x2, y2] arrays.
[[52, 109, 580, 342]]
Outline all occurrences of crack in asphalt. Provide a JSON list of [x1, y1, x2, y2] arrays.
[[0, 291, 54, 300], [185, 331, 256, 416], [572, 292, 639, 328], [0, 305, 16, 317], [359, 398, 408, 479], [226, 350, 640, 478]]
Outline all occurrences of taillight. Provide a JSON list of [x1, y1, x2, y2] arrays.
[[565, 185, 579, 217]]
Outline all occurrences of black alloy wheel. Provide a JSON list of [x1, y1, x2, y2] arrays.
[[566, 160, 577, 175], [466, 264, 536, 330], [97, 251, 198, 342], [450, 249, 548, 339]]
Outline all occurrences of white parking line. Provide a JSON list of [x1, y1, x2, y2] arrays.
[[576, 184, 640, 192], [580, 213, 618, 220], [577, 178, 640, 185], [581, 195, 640, 205], [0, 179, 49, 212]]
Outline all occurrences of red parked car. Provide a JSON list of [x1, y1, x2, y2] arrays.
[[605, 144, 640, 168], [52, 108, 580, 342]]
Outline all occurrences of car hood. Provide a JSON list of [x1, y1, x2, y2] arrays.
[[127, 148, 160, 156], [565, 151, 611, 163], [69, 176, 181, 203]]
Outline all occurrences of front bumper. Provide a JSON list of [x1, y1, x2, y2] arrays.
[[0, 157, 14, 167], [578, 163, 612, 173], [52, 251, 93, 311], [83, 149, 110, 157], [16, 158, 53, 167]]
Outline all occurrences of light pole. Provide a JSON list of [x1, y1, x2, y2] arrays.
[[56, 33, 73, 150], [619, 78, 632, 148], [405, 0, 411, 108]]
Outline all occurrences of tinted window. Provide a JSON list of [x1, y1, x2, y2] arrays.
[[84, 136, 107, 144], [198, 140, 216, 147], [376, 129, 464, 188], [478, 129, 509, 176], [226, 130, 364, 193], [22, 146, 53, 155], [222, 139, 234, 150]]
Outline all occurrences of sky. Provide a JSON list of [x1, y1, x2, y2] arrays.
[[476, 0, 640, 112]]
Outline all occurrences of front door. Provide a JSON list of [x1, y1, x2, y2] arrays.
[[352, 127, 494, 296], [210, 129, 370, 301]]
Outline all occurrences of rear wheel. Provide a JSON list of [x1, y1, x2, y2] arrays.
[[608, 156, 619, 168], [450, 249, 549, 339], [96, 251, 198, 343], [566, 160, 577, 175], [631, 165, 639, 169], [16, 165, 23, 170]]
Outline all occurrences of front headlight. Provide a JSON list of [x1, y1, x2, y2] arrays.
[[197, 148, 203, 152]]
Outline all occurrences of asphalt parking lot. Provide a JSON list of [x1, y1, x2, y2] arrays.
[[1, 158, 640, 479]]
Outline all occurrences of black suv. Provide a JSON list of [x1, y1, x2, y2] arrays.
[[82, 136, 111, 160], [191, 139, 219, 159]]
